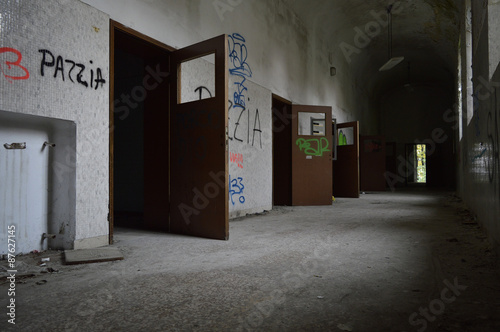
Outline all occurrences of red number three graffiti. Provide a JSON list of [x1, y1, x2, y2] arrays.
[[0, 47, 30, 82]]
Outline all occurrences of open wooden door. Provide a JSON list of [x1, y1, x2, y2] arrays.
[[170, 35, 229, 240], [332, 121, 359, 198], [291, 105, 333, 205]]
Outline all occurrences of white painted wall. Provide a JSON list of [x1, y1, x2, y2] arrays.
[[79, 0, 366, 127], [0, 0, 109, 252]]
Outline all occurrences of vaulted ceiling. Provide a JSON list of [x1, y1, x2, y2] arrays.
[[284, 0, 461, 101]]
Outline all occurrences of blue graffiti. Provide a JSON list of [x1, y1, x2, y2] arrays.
[[229, 175, 245, 205], [471, 147, 487, 162], [228, 33, 252, 110]]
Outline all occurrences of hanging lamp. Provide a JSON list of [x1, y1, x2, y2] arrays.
[[379, 4, 404, 71]]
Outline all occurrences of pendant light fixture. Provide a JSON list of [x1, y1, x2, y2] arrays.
[[379, 4, 404, 71], [404, 61, 414, 91]]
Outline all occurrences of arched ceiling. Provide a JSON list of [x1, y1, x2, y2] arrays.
[[283, 0, 461, 103]]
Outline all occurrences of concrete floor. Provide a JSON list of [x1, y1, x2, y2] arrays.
[[1, 189, 500, 331]]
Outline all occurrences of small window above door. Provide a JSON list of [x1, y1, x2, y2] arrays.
[[179, 53, 215, 104], [298, 112, 326, 136]]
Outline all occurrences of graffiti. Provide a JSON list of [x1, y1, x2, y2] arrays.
[[38, 49, 106, 90], [228, 33, 252, 110], [195, 86, 213, 100], [252, 109, 262, 148], [231, 105, 262, 148], [296, 137, 330, 157], [471, 146, 487, 162], [0, 47, 30, 82], [229, 175, 245, 205], [230, 152, 243, 168], [338, 130, 347, 146]]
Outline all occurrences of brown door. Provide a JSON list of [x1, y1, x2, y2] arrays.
[[291, 105, 333, 206], [332, 121, 359, 198], [170, 35, 229, 240], [360, 135, 386, 191]]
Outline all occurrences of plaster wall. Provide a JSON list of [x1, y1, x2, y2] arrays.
[[0, 0, 109, 252], [459, 1, 500, 252], [79, 0, 369, 128]]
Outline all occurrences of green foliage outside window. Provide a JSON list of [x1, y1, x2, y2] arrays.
[[416, 144, 426, 183]]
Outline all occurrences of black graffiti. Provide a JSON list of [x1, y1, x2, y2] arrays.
[[252, 109, 262, 148], [38, 49, 106, 90], [231, 106, 262, 148], [195, 86, 213, 100]]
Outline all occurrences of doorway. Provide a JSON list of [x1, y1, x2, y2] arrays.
[[110, 23, 229, 242], [405, 143, 427, 185], [110, 22, 172, 239], [272, 94, 292, 206]]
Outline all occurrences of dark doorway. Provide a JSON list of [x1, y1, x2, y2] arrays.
[[110, 23, 229, 242], [272, 95, 292, 206], [110, 22, 172, 237], [405, 143, 427, 185]]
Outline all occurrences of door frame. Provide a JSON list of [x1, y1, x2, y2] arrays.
[[332, 121, 360, 198], [109, 20, 175, 243], [272, 94, 293, 206]]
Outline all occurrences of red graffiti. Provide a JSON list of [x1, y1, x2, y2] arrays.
[[0, 47, 30, 82], [230, 152, 243, 168]]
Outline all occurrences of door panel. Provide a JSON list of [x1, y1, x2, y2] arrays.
[[333, 121, 359, 198], [170, 35, 229, 240], [291, 105, 333, 206], [360, 135, 386, 191]]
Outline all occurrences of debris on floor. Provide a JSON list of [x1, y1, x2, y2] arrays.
[[64, 247, 124, 265]]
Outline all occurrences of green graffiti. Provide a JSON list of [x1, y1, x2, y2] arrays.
[[338, 130, 347, 146], [296, 137, 330, 157]]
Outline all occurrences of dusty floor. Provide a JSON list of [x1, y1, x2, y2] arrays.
[[1, 189, 500, 331]]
